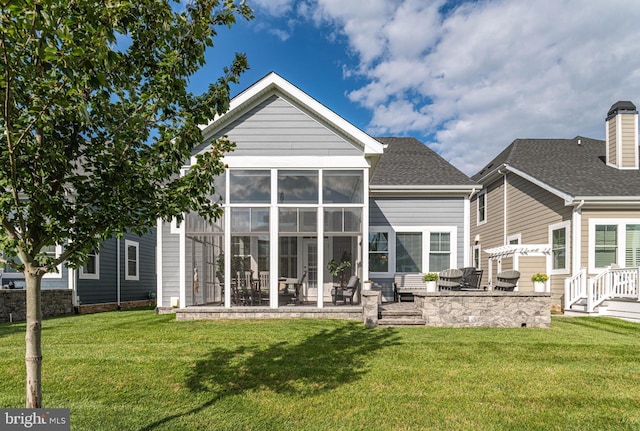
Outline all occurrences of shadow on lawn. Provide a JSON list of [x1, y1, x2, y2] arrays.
[[140, 322, 400, 430]]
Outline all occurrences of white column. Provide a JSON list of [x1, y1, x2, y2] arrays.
[[463, 197, 470, 266], [317, 170, 324, 308], [270, 169, 279, 308], [156, 218, 163, 307]]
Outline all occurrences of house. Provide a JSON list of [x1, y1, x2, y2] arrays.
[[1, 231, 156, 313], [156, 72, 479, 309], [471, 101, 640, 316]]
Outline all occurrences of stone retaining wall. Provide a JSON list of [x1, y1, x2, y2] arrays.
[[0, 289, 73, 323], [414, 291, 551, 328], [175, 306, 362, 321], [77, 299, 156, 315]]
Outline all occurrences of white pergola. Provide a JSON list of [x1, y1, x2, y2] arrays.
[[484, 244, 551, 291]]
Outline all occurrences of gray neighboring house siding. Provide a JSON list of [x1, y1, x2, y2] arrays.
[[77, 231, 156, 305]]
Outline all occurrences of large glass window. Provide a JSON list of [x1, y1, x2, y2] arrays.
[[595, 225, 617, 268], [231, 208, 269, 233], [625, 225, 640, 267], [229, 170, 270, 203], [125, 240, 139, 281], [552, 227, 567, 270], [279, 208, 317, 233], [369, 232, 389, 273], [429, 232, 451, 272], [323, 171, 363, 204], [324, 208, 362, 233], [278, 170, 318, 204], [396, 233, 422, 273], [80, 249, 99, 280]]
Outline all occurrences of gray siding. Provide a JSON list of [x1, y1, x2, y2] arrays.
[[370, 196, 466, 268], [77, 238, 118, 304], [209, 95, 362, 157], [77, 230, 156, 306], [161, 221, 180, 307]]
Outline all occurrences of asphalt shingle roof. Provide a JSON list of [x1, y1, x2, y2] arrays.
[[472, 136, 640, 197], [371, 137, 478, 187]]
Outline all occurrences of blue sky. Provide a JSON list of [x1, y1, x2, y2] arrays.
[[189, 0, 640, 175]]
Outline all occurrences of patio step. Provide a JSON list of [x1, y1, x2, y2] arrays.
[[378, 304, 425, 326]]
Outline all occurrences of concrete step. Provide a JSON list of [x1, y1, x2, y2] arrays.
[[380, 309, 422, 318], [378, 318, 426, 326]]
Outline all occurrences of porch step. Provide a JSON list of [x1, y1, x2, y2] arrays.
[[378, 304, 425, 326]]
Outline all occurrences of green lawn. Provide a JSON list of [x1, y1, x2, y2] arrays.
[[1, 310, 639, 431]]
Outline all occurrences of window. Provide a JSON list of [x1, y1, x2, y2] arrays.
[[477, 190, 486, 225], [625, 225, 640, 267], [369, 232, 389, 273], [396, 233, 422, 273], [507, 233, 521, 245], [125, 240, 139, 281], [42, 245, 63, 279], [278, 170, 318, 204], [79, 249, 100, 280], [473, 245, 481, 269], [595, 225, 617, 268], [323, 171, 364, 204], [549, 222, 569, 274], [429, 232, 451, 272], [229, 170, 271, 203], [324, 208, 362, 233]]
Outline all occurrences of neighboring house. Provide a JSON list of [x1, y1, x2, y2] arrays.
[[1, 231, 156, 312], [471, 101, 640, 314], [157, 72, 479, 308]]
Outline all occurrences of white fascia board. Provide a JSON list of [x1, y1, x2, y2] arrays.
[[222, 155, 370, 169], [199, 72, 385, 156], [369, 184, 479, 194], [571, 196, 640, 208]]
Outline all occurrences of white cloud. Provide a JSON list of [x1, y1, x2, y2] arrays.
[[258, 0, 640, 175]]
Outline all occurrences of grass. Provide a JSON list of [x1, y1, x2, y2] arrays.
[[1, 310, 640, 430]]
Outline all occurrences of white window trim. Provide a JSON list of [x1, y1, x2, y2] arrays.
[[79, 250, 100, 280], [125, 240, 140, 281], [588, 218, 640, 274], [549, 221, 570, 275], [170, 217, 181, 234], [473, 244, 481, 269], [368, 227, 394, 277], [369, 226, 458, 276], [507, 233, 521, 245], [42, 244, 63, 279], [476, 190, 487, 226]]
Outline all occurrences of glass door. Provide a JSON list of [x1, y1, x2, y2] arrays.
[[302, 238, 318, 302]]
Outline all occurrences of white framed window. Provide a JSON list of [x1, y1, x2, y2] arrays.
[[79, 249, 100, 280], [42, 244, 63, 279], [476, 190, 487, 225], [125, 240, 139, 281], [549, 221, 570, 275], [588, 219, 640, 273], [473, 245, 481, 269], [507, 233, 521, 245], [369, 226, 457, 275]]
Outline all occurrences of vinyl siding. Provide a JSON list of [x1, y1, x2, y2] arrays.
[[470, 179, 506, 287], [516, 255, 546, 292], [77, 238, 118, 305], [621, 115, 637, 168], [209, 95, 362, 157], [119, 231, 156, 302], [608, 119, 617, 166], [370, 196, 466, 268], [161, 221, 180, 307]]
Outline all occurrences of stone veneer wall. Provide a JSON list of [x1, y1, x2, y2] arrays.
[[0, 289, 73, 323], [413, 291, 551, 328]]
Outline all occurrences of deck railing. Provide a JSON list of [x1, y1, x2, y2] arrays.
[[564, 269, 586, 310], [567, 266, 640, 313]]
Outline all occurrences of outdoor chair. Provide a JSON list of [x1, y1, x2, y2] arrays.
[[460, 267, 484, 290], [332, 275, 359, 305], [495, 270, 520, 291], [438, 268, 463, 291]]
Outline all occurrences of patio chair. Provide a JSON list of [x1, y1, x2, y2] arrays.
[[343, 276, 360, 305], [495, 270, 520, 291], [438, 268, 463, 291], [460, 267, 484, 290]]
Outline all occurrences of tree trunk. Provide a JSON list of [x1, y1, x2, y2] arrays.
[[24, 267, 43, 408]]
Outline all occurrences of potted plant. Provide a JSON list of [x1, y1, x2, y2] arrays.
[[423, 273, 439, 292], [328, 251, 352, 303], [363, 280, 374, 291], [531, 273, 548, 292]]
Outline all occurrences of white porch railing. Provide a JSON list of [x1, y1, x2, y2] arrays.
[[564, 269, 586, 310], [565, 266, 640, 313]]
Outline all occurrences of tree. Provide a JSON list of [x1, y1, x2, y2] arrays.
[[0, 0, 253, 407]]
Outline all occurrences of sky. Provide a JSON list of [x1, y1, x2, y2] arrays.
[[189, 0, 640, 176]]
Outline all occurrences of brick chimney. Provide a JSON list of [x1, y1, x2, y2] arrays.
[[605, 100, 639, 169]]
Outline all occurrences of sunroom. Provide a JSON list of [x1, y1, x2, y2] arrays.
[[182, 168, 368, 308]]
